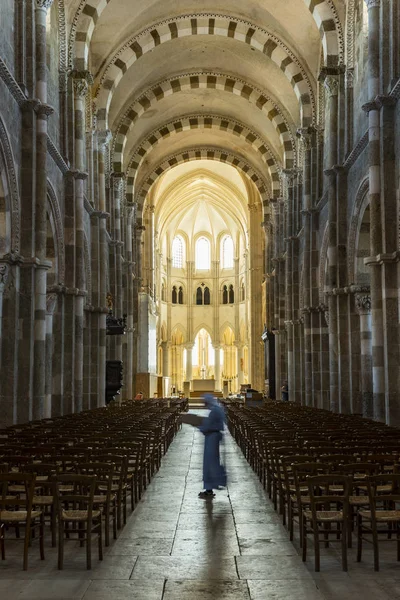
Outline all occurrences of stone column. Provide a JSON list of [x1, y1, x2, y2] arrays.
[[236, 342, 244, 390], [33, 0, 55, 421], [363, 0, 385, 421], [213, 344, 221, 391], [72, 73, 92, 413], [44, 293, 57, 417], [123, 204, 135, 400], [110, 174, 125, 361], [323, 73, 340, 412], [297, 128, 313, 406], [185, 344, 193, 385], [355, 292, 373, 417]]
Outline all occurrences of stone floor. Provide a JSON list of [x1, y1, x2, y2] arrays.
[[2, 415, 400, 599]]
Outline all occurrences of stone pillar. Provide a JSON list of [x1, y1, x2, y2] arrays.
[[185, 344, 193, 385], [72, 73, 92, 413], [44, 293, 57, 417], [213, 344, 221, 391], [33, 0, 54, 421], [323, 73, 340, 412], [236, 343, 244, 390], [162, 342, 170, 378], [248, 202, 264, 391], [363, 0, 385, 421], [297, 128, 313, 406], [355, 292, 373, 417], [123, 204, 135, 400]]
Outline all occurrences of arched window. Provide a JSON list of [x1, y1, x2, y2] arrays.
[[172, 236, 184, 268], [161, 283, 166, 302], [195, 236, 210, 270], [172, 286, 177, 304], [204, 287, 211, 305], [241, 282, 245, 302], [222, 285, 228, 305], [221, 235, 234, 269], [178, 286, 184, 305], [229, 284, 234, 304], [196, 286, 203, 305]]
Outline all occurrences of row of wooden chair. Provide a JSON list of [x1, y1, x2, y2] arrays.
[[0, 398, 188, 570], [225, 401, 400, 572]]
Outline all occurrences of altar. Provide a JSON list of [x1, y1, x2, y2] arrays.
[[192, 379, 215, 392]]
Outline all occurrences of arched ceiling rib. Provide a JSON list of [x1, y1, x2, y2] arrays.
[[128, 147, 271, 221], [93, 14, 315, 129], [111, 72, 296, 171], [69, 0, 343, 72], [125, 115, 281, 198]]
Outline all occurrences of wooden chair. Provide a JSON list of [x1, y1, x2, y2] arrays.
[[25, 463, 59, 547], [78, 462, 117, 546], [303, 474, 351, 572], [357, 473, 400, 571], [0, 472, 45, 570], [55, 474, 103, 570]]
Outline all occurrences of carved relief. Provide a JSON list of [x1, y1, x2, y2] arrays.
[[355, 294, 371, 314], [0, 263, 9, 286], [46, 293, 58, 315], [35, 0, 54, 10], [324, 76, 339, 97]]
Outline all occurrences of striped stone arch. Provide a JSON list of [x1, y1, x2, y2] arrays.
[[89, 14, 316, 128], [128, 147, 271, 224], [71, 3, 343, 71], [125, 115, 281, 198], [112, 72, 296, 171]]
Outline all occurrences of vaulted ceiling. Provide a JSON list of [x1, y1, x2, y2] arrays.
[[66, 0, 345, 207]]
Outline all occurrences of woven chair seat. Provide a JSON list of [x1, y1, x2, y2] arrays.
[[357, 484, 392, 493], [0, 510, 42, 521], [359, 510, 400, 522], [289, 484, 308, 493], [290, 494, 311, 504], [59, 485, 74, 492], [61, 509, 101, 521], [304, 510, 344, 522], [32, 495, 53, 505], [349, 495, 369, 506], [93, 494, 116, 504]]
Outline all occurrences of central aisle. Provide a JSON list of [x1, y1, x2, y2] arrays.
[[108, 419, 325, 600]]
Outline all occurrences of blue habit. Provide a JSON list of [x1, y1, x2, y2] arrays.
[[199, 399, 227, 490]]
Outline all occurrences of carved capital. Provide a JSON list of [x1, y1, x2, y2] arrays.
[[345, 68, 354, 89], [296, 127, 313, 150], [324, 75, 339, 97], [46, 293, 58, 315], [364, 0, 380, 8], [35, 0, 54, 10], [73, 78, 89, 98], [34, 103, 55, 119], [355, 294, 372, 315], [0, 264, 9, 286], [97, 129, 112, 150]]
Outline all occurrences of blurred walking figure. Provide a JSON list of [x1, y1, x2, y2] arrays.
[[198, 394, 227, 498]]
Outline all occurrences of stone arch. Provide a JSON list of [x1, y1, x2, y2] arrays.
[[220, 323, 236, 341], [88, 14, 316, 127], [112, 72, 296, 170], [129, 147, 271, 225], [126, 115, 281, 199], [0, 116, 20, 254], [71, 3, 342, 67], [47, 181, 65, 285], [171, 323, 186, 344], [347, 177, 369, 285]]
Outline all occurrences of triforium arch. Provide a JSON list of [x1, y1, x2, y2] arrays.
[[90, 14, 317, 127], [112, 72, 296, 170], [126, 115, 282, 198], [0, 116, 20, 254], [71, 2, 343, 74], [46, 181, 65, 286], [128, 148, 271, 225]]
